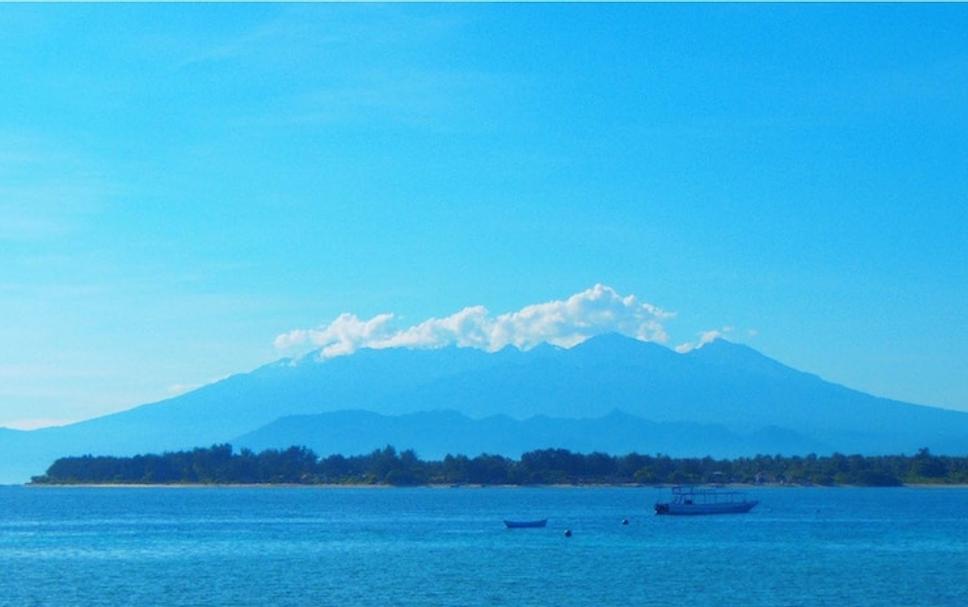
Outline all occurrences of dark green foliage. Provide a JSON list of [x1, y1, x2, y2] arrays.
[[30, 445, 968, 487]]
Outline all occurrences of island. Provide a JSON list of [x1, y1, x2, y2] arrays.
[[28, 445, 968, 487]]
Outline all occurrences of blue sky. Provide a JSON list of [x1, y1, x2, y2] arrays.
[[1, 4, 967, 428]]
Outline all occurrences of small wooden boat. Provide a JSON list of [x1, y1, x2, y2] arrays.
[[503, 519, 548, 529]]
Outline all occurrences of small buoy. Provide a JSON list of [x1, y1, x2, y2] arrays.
[[622, 518, 629, 526], [563, 529, 572, 537]]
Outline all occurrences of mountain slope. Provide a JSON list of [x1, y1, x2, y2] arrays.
[[2, 334, 967, 483], [234, 409, 830, 459]]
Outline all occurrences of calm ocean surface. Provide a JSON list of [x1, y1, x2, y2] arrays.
[[1, 485, 966, 606]]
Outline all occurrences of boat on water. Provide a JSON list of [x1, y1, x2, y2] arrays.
[[504, 519, 548, 529], [654, 486, 757, 515]]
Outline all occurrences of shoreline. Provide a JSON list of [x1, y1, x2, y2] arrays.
[[22, 482, 968, 489]]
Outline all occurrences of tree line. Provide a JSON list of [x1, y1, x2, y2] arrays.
[[29, 445, 968, 487]]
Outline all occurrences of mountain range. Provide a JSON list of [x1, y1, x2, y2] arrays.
[[2, 334, 966, 483]]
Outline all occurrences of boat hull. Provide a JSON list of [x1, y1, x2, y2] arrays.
[[654, 500, 758, 515], [504, 519, 548, 528]]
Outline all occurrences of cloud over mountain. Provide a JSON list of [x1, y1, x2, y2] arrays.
[[675, 326, 734, 353], [274, 284, 673, 358]]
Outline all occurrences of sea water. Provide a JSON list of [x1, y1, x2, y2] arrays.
[[1, 486, 966, 606]]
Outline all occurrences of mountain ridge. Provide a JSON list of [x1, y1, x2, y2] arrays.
[[233, 408, 831, 459], [2, 334, 966, 483]]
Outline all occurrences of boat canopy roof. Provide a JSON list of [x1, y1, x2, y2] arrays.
[[669, 485, 751, 500], [672, 484, 746, 493]]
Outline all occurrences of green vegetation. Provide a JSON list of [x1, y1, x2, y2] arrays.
[[29, 446, 968, 487]]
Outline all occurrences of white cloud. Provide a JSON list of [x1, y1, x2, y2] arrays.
[[275, 284, 674, 359], [675, 326, 734, 354], [273, 312, 396, 358]]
